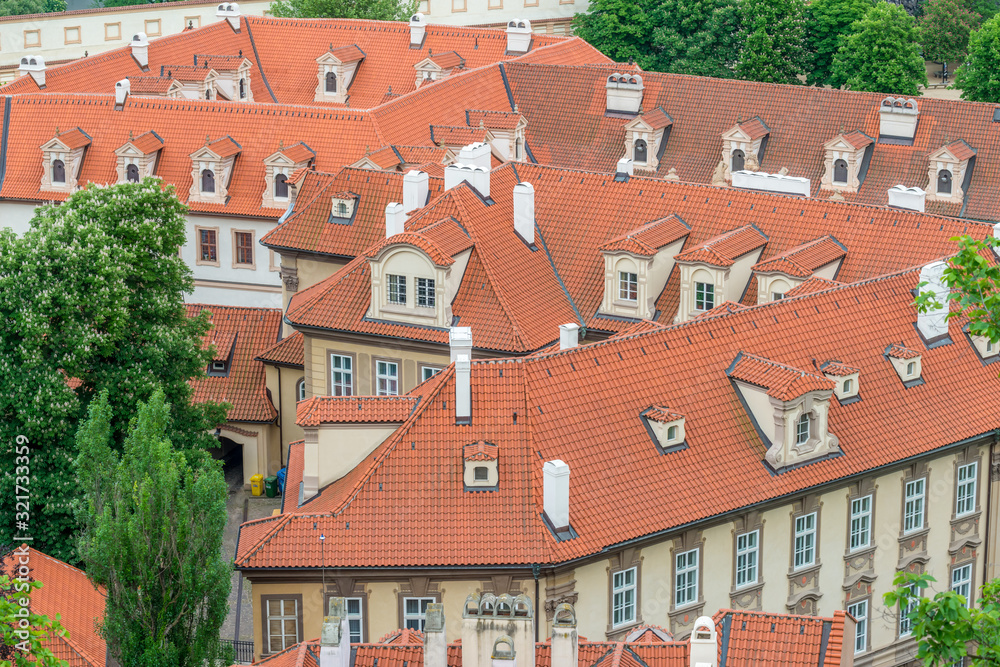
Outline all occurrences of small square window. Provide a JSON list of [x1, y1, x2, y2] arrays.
[[619, 271, 638, 302], [105, 22, 121, 41], [64, 26, 81, 45], [387, 274, 407, 305], [211, 360, 227, 373], [474, 466, 489, 481], [772, 292, 784, 300], [144, 19, 161, 37], [452, 0, 466, 11], [416, 277, 435, 308], [24, 30, 40, 48]]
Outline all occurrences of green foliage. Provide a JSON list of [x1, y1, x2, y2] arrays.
[[733, 0, 808, 84], [75, 390, 233, 667], [269, 0, 414, 20], [915, 235, 1000, 341], [830, 2, 927, 94], [884, 571, 1000, 665], [955, 14, 1000, 101], [0, 574, 67, 667], [572, 0, 656, 68], [0, 0, 65, 16], [649, 0, 741, 77], [804, 0, 875, 86], [0, 179, 227, 562], [919, 0, 981, 64]]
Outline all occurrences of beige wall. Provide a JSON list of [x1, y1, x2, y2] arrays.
[[222, 421, 280, 486], [264, 363, 306, 456]]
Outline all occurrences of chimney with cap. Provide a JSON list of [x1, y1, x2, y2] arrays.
[[887, 185, 926, 212], [459, 142, 492, 169], [424, 603, 447, 667], [319, 599, 351, 667], [445, 164, 490, 197], [455, 354, 471, 424], [385, 202, 405, 238], [606, 72, 644, 115], [689, 616, 718, 667], [506, 18, 532, 54], [130, 32, 149, 69], [543, 460, 570, 530], [513, 181, 534, 245], [616, 158, 634, 180], [559, 324, 579, 350], [491, 636, 516, 667], [114, 79, 130, 110], [551, 604, 579, 667], [450, 326, 472, 362], [216, 2, 241, 31], [878, 96, 919, 141], [403, 170, 429, 214], [917, 260, 949, 343], [409, 12, 427, 47], [18, 56, 46, 88]]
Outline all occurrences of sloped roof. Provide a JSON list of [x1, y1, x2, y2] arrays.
[[296, 396, 420, 426], [727, 352, 834, 400], [127, 130, 164, 154], [839, 130, 874, 150], [673, 225, 768, 267], [256, 331, 305, 368], [886, 343, 921, 359], [467, 110, 523, 130], [431, 125, 489, 146], [751, 235, 847, 278], [426, 51, 465, 70], [597, 214, 690, 256], [326, 45, 365, 63], [784, 277, 844, 297], [363, 216, 473, 266], [51, 127, 91, 149], [127, 76, 176, 94], [942, 139, 977, 162]]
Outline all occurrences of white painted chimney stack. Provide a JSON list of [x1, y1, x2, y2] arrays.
[[506, 18, 532, 54], [455, 354, 471, 424], [491, 635, 517, 667], [114, 79, 130, 110], [445, 164, 490, 197], [606, 72, 644, 114], [551, 604, 579, 667], [385, 202, 405, 238], [409, 12, 427, 48], [559, 323, 579, 350], [216, 2, 241, 31], [689, 616, 719, 667], [917, 260, 949, 342], [616, 157, 634, 177], [459, 142, 492, 169], [543, 460, 570, 530], [319, 600, 352, 667], [878, 96, 919, 140], [130, 32, 149, 69], [449, 326, 473, 363], [513, 181, 535, 245], [403, 170, 429, 214], [18, 56, 45, 88], [424, 603, 447, 667], [887, 185, 926, 212]]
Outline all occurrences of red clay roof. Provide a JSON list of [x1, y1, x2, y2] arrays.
[[693, 301, 748, 319], [821, 361, 859, 376], [464, 441, 499, 461], [296, 396, 420, 426], [327, 45, 366, 63], [277, 141, 316, 164], [784, 277, 844, 297], [52, 127, 91, 149], [645, 406, 683, 422], [363, 217, 473, 266], [205, 135, 241, 158], [467, 110, 523, 130], [752, 235, 847, 278], [187, 304, 281, 423], [427, 51, 465, 70], [197, 54, 248, 70], [674, 225, 768, 267], [840, 130, 874, 150], [886, 343, 921, 359], [942, 139, 977, 161], [431, 125, 488, 146], [735, 117, 770, 140], [128, 76, 176, 94], [127, 130, 164, 153], [256, 331, 305, 368], [728, 353, 835, 400], [598, 215, 690, 256], [166, 64, 216, 82]]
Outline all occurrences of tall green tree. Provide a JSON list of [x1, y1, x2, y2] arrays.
[[955, 14, 1000, 101], [649, 0, 741, 77], [919, 0, 981, 66], [830, 2, 927, 95], [0, 0, 64, 15], [733, 0, 808, 84], [572, 0, 655, 68], [915, 235, 1000, 340], [0, 179, 226, 562], [0, 571, 67, 666], [269, 0, 414, 20], [75, 390, 232, 667], [804, 0, 875, 86]]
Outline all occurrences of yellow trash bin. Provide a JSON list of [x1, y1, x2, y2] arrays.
[[250, 474, 264, 497]]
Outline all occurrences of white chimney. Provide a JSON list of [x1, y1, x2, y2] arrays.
[[689, 616, 718, 667], [449, 326, 473, 363], [887, 185, 926, 212], [559, 323, 579, 350], [731, 170, 810, 197], [385, 202, 405, 238], [114, 79, 130, 110], [424, 603, 447, 667], [455, 354, 471, 424], [513, 181, 534, 245], [491, 636, 517, 667], [403, 170, 429, 214], [616, 157, 634, 177], [18, 56, 45, 88], [130, 32, 149, 69], [445, 164, 490, 197], [551, 604, 579, 667], [878, 96, 919, 140], [216, 2, 241, 31], [543, 460, 570, 530], [506, 18, 532, 54], [606, 72, 643, 115], [409, 12, 427, 48], [917, 260, 949, 342], [459, 142, 492, 169], [319, 600, 351, 667]]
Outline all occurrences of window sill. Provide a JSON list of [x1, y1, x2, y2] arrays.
[[787, 561, 821, 578], [844, 545, 876, 561], [380, 304, 437, 320], [233, 263, 257, 271], [898, 526, 929, 543], [613, 299, 639, 308]]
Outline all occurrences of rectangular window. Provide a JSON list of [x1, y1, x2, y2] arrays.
[[452, 0, 466, 10], [265, 598, 299, 654], [144, 19, 161, 37], [105, 22, 121, 41], [199, 228, 218, 263], [847, 600, 867, 654], [899, 583, 917, 636], [952, 564, 973, 607], [735, 530, 758, 588], [849, 495, 872, 552], [64, 26, 81, 45], [416, 277, 435, 308], [376, 360, 399, 396], [330, 354, 353, 396], [421, 366, 442, 382], [524, 0, 538, 7], [184, 15, 202, 29], [619, 271, 638, 301], [903, 478, 925, 534], [793, 512, 817, 569], [403, 597, 434, 631], [387, 274, 406, 305], [234, 231, 254, 266], [489, 0, 502, 8], [417, 0, 429, 10], [772, 292, 785, 300], [675, 549, 699, 608], [694, 282, 714, 311], [956, 462, 977, 517], [611, 567, 636, 627], [24, 30, 40, 48]]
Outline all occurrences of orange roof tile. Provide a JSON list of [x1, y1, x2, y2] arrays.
[[427, 51, 465, 70], [464, 441, 499, 461], [165, 65, 216, 82], [840, 130, 874, 150], [644, 406, 683, 422], [256, 331, 305, 368], [784, 277, 844, 297], [674, 225, 768, 267], [886, 343, 921, 359], [327, 45, 366, 63], [431, 125, 489, 146], [277, 141, 316, 164], [196, 54, 248, 70], [728, 352, 835, 400], [205, 135, 241, 158], [363, 216, 473, 266], [52, 127, 91, 149], [128, 130, 164, 154], [820, 360, 859, 376], [597, 215, 690, 256], [942, 139, 977, 161], [467, 110, 523, 130], [752, 235, 847, 278], [127, 76, 176, 94], [642, 106, 673, 130], [296, 395, 420, 426], [737, 116, 770, 140], [693, 301, 748, 319]]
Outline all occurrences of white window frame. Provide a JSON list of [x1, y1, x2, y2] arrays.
[[403, 597, 435, 631], [849, 495, 872, 552], [952, 563, 973, 607], [619, 271, 638, 301], [735, 530, 758, 588], [265, 598, 299, 654], [611, 566, 637, 628], [694, 281, 714, 311], [330, 354, 353, 397], [903, 478, 925, 534], [795, 413, 810, 445], [376, 360, 399, 396], [387, 274, 407, 305], [956, 461, 977, 517], [847, 599, 868, 654], [899, 583, 917, 637], [421, 366, 442, 382], [416, 277, 436, 308], [346, 597, 363, 643], [674, 549, 699, 608], [296, 378, 306, 402], [793, 512, 817, 570]]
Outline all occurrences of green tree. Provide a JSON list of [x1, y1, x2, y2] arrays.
[[0, 0, 64, 15], [919, 0, 981, 66], [269, 0, 414, 20], [733, 0, 808, 84], [830, 2, 927, 95], [0, 179, 226, 562], [649, 0, 741, 77], [885, 571, 1000, 665], [915, 235, 1000, 341], [75, 390, 232, 667], [804, 0, 875, 86], [0, 572, 67, 667], [955, 14, 1000, 101], [572, 0, 656, 68]]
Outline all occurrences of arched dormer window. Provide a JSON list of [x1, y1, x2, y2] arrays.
[[833, 159, 848, 184], [731, 149, 745, 172], [795, 413, 810, 445], [126, 163, 140, 183], [239, 78, 246, 99], [337, 202, 348, 216], [201, 169, 215, 193], [937, 169, 952, 195], [297, 378, 306, 402], [205, 88, 212, 100], [634, 139, 648, 163], [325, 72, 337, 93], [52, 159, 66, 184], [274, 173, 288, 199]]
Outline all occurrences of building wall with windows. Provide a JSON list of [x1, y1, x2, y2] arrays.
[[182, 214, 281, 307]]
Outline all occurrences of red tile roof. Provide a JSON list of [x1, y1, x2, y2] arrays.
[[205, 135, 241, 158], [840, 130, 874, 150], [886, 343, 921, 359], [327, 45, 366, 63], [597, 215, 690, 256], [296, 396, 420, 426], [186, 304, 281, 423], [784, 277, 844, 297], [166, 65, 216, 82], [693, 301, 747, 319], [363, 217, 473, 266], [128, 130, 164, 153], [728, 353, 834, 400], [427, 51, 465, 70], [751, 235, 847, 278], [673, 225, 768, 267], [431, 125, 489, 146], [464, 441, 499, 461], [197, 55, 249, 71], [467, 110, 523, 130], [821, 361, 859, 376], [644, 406, 683, 422], [53, 127, 92, 149], [735, 116, 770, 140], [278, 141, 317, 164], [128, 76, 176, 94], [943, 139, 977, 162], [256, 331, 305, 368]]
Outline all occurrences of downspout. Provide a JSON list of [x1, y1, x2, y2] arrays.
[[532, 564, 540, 643], [984, 432, 996, 587]]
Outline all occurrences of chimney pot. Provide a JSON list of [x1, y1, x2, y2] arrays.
[[18, 55, 46, 88], [543, 460, 570, 530], [449, 326, 473, 363], [506, 18, 532, 54], [513, 181, 535, 245], [606, 72, 644, 115], [887, 184, 926, 212], [616, 158, 634, 177], [424, 603, 448, 667], [689, 616, 719, 667], [385, 202, 405, 238], [445, 163, 490, 198], [409, 12, 427, 47], [114, 78, 130, 109], [403, 170, 429, 214], [458, 142, 492, 169], [878, 96, 919, 140], [551, 604, 579, 667], [559, 323, 579, 350], [130, 32, 149, 69], [216, 2, 241, 31], [455, 354, 471, 424], [319, 607, 351, 667], [917, 260, 949, 342]]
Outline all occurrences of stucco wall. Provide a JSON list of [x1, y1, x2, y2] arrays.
[[0, 201, 39, 235]]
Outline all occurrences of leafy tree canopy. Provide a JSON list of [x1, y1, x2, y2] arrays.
[[804, 0, 875, 86], [733, 0, 808, 84], [648, 0, 741, 77], [572, 0, 656, 68], [0, 572, 67, 667], [955, 14, 1000, 101], [915, 235, 1000, 341], [919, 0, 981, 64], [269, 0, 414, 20], [830, 2, 927, 95], [0, 0, 64, 15]]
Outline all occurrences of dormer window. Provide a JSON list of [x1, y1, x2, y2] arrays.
[[843, 378, 853, 393], [906, 361, 916, 376], [732, 149, 745, 172], [474, 466, 488, 481], [927, 140, 975, 203], [126, 164, 140, 182], [115, 130, 164, 185], [619, 271, 638, 301], [634, 139, 647, 163], [795, 414, 810, 445], [833, 159, 848, 184], [666, 425, 678, 440], [337, 202, 347, 215], [463, 441, 499, 491], [695, 282, 714, 311], [620, 106, 672, 173], [261, 142, 315, 209], [821, 131, 873, 193], [201, 169, 215, 193], [820, 360, 860, 404], [52, 160, 65, 184], [416, 277, 435, 308], [40, 127, 91, 193], [314, 45, 364, 103], [211, 360, 227, 372], [885, 344, 924, 388], [387, 274, 407, 305], [515, 138, 524, 160], [967, 330, 1000, 362], [326, 72, 337, 92], [641, 407, 686, 454], [721, 118, 769, 180], [188, 136, 241, 204], [274, 173, 288, 199], [937, 169, 952, 195], [239, 77, 246, 99], [675, 225, 768, 322]]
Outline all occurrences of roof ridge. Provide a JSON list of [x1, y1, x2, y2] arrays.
[[236, 513, 296, 567]]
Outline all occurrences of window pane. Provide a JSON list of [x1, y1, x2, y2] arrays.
[[282, 600, 296, 616], [347, 598, 361, 615]]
